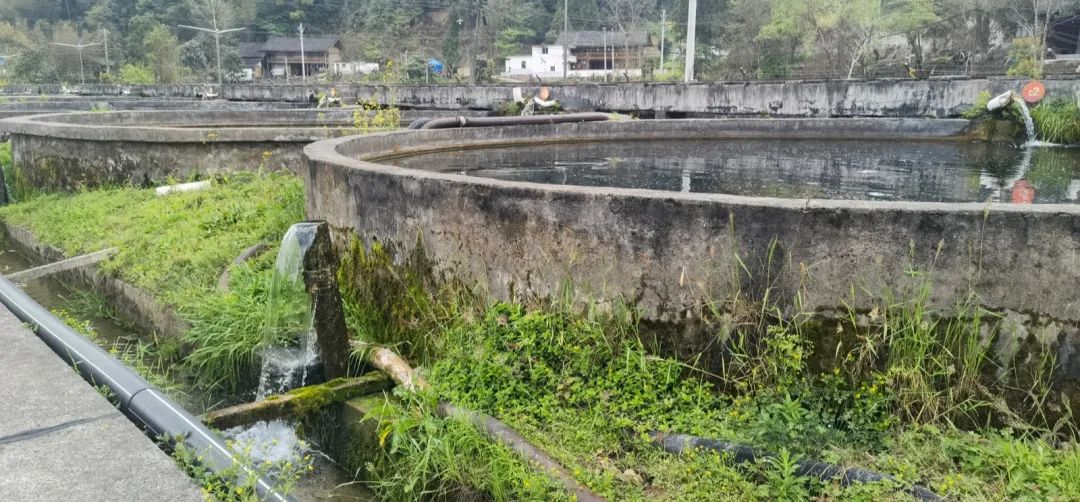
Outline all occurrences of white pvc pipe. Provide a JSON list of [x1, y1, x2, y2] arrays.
[[155, 180, 211, 196]]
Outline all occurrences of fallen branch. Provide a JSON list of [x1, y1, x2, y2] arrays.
[[202, 373, 393, 429]]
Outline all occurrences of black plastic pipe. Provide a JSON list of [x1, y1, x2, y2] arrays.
[[648, 432, 941, 501], [0, 275, 292, 502], [418, 112, 613, 129]]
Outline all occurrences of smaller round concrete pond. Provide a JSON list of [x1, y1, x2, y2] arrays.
[[304, 118, 1080, 326]]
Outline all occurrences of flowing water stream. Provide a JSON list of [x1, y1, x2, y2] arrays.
[[1014, 98, 1038, 145], [256, 223, 323, 399]]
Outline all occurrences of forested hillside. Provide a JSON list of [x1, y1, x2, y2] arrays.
[[0, 0, 1074, 84]]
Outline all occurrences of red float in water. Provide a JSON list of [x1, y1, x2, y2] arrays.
[[1012, 179, 1035, 204]]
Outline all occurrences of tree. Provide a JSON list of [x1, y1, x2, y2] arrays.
[[1013, 0, 1080, 76], [606, 0, 656, 71], [759, 0, 938, 79], [144, 25, 182, 83]]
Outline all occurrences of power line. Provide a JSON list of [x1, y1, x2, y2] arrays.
[[51, 40, 100, 84], [179, 0, 246, 87]]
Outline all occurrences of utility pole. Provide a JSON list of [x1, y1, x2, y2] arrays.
[[102, 29, 110, 76], [684, 0, 697, 83], [468, 0, 483, 85], [51, 40, 100, 85], [562, 0, 568, 79], [600, 27, 609, 83], [179, 3, 245, 88], [298, 23, 306, 81], [659, 9, 665, 72], [602, 27, 607, 83]]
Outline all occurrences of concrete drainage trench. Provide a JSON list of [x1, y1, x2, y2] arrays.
[[0, 226, 379, 501]]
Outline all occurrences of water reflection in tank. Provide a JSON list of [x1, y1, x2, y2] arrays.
[[387, 139, 1080, 204]]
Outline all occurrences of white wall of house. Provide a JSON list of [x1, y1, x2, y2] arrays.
[[504, 45, 573, 78], [333, 62, 380, 75]]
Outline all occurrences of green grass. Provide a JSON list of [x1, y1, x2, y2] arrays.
[[1031, 98, 1080, 144], [382, 298, 1079, 501], [0, 172, 305, 394]]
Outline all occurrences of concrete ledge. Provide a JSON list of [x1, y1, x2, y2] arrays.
[[6, 78, 1080, 117], [303, 118, 1080, 323]]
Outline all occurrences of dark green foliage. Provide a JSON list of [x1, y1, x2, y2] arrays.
[[1031, 98, 1080, 144]]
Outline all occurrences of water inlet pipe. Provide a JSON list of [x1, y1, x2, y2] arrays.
[[986, 91, 1016, 112], [648, 432, 941, 501], [0, 275, 293, 502], [416, 112, 614, 130]]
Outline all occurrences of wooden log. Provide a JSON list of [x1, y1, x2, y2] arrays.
[[202, 372, 393, 429]]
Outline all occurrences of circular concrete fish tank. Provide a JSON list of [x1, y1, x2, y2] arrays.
[[304, 118, 1080, 323], [0, 108, 485, 194]]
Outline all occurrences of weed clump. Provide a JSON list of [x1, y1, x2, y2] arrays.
[[1031, 98, 1080, 144]]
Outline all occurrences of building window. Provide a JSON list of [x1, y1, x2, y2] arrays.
[[521, 61, 527, 69], [550, 66, 556, 72], [541, 47, 549, 54]]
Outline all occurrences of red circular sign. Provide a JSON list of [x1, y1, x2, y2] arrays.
[[1022, 81, 1045, 104]]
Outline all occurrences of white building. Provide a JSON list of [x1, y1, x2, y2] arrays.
[[504, 45, 574, 79], [503, 32, 651, 80]]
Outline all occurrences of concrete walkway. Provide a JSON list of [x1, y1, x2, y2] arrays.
[[0, 305, 202, 501]]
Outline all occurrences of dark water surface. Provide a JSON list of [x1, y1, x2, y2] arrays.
[[387, 139, 1080, 204]]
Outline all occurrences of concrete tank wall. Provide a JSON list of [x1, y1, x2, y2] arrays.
[[0, 109, 359, 194], [0, 109, 484, 194], [302, 119, 1080, 325], [5, 78, 1080, 117]]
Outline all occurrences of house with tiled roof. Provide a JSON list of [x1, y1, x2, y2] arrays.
[[244, 36, 343, 78]]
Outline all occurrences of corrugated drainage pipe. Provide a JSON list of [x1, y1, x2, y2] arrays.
[[0, 275, 292, 502], [648, 432, 941, 501], [418, 112, 614, 129]]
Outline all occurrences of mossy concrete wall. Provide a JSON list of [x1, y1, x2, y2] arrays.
[[303, 118, 1080, 327], [6, 78, 1080, 117]]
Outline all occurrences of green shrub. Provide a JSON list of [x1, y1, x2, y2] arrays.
[[118, 63, 155, 85], [1007, 38, 1043, 79], [962, 90, 992, 119]]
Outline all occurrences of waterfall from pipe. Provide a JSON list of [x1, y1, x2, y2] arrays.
[[1014, 99, 1038, 146], [256, 223, 322, 400]]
